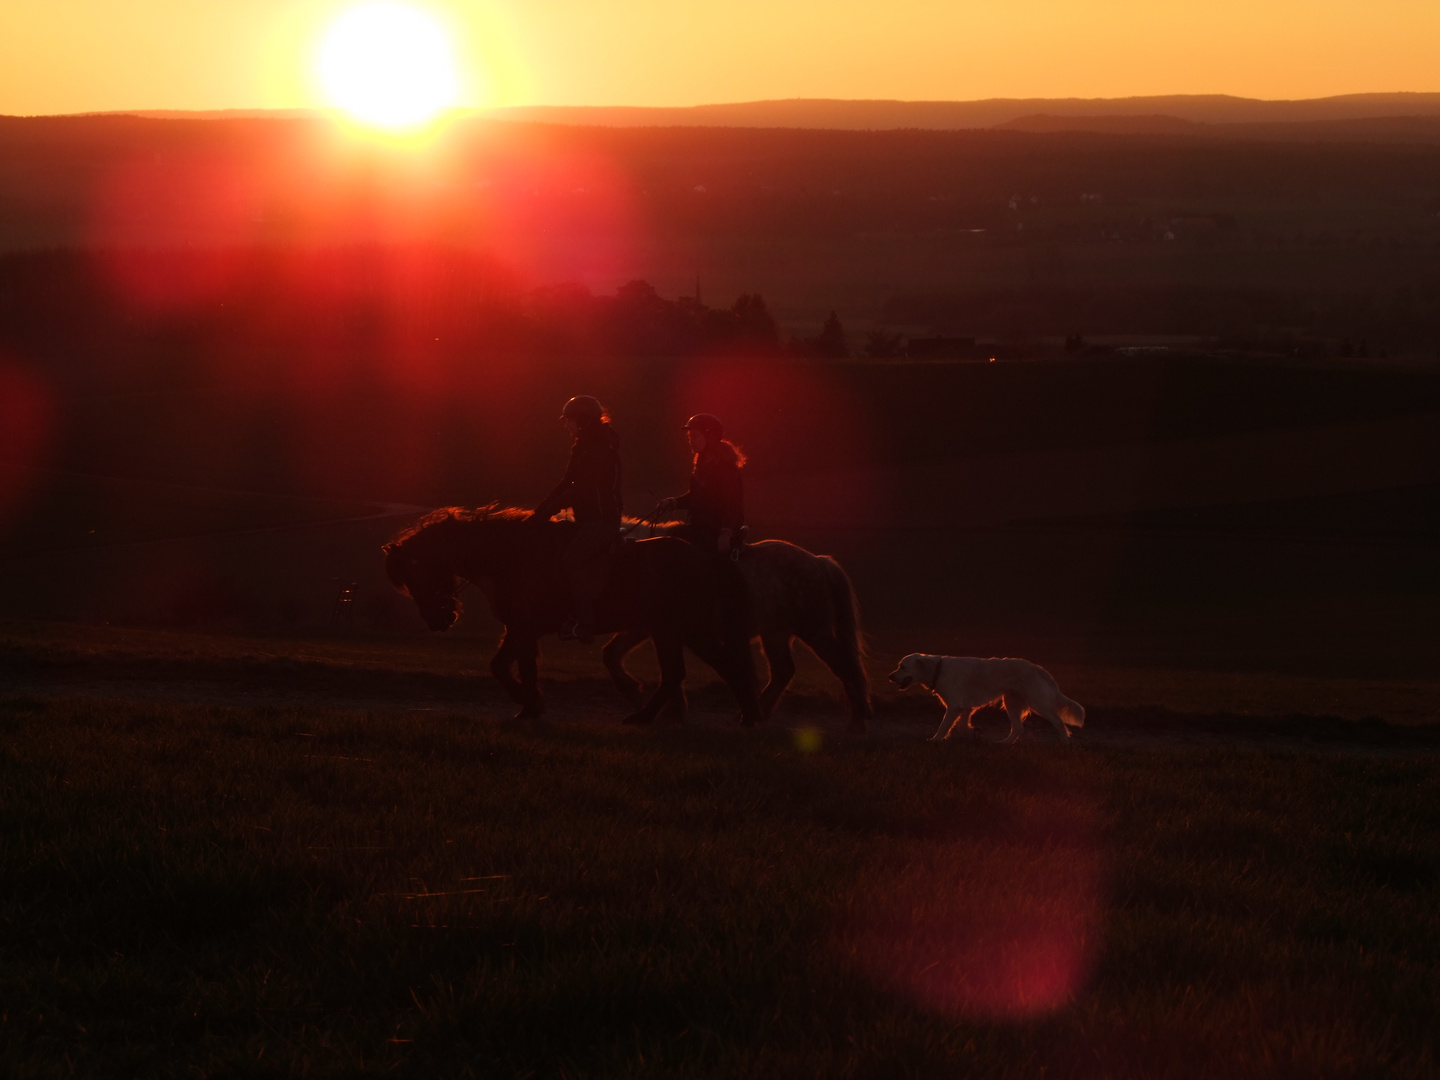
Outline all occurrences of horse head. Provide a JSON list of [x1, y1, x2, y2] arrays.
[[383, 540, 461, 632]]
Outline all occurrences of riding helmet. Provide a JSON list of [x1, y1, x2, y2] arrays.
[[682, 413, 724, 441], [561, 395, 605, 422]]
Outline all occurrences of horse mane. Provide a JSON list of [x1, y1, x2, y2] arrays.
[[385, 502, 576, 595], [623, 514, 684, 538], [387, 503, 535, 548]]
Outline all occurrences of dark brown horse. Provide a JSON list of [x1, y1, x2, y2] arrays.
[[383, 506, 761, 725], [606, 522, 873, 732]]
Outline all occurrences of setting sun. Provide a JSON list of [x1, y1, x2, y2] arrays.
[[315, 2, 459, 130]]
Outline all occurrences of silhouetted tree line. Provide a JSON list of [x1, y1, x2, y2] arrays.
[[5, 245, 1438, 371], [0, 247, 792, 370], [526, 278, 780, 357], [881, 285, 1440, 356]]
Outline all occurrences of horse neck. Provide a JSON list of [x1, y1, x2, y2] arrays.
[[419, 519, 492, 583], [434, 517, 555, 582]]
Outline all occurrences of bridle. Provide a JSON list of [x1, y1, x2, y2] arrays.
[[395, 550, 462, 624]]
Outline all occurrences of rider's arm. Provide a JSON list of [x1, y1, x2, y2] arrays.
[[532, 444, 584, 520], [531, 479, 573, 522]]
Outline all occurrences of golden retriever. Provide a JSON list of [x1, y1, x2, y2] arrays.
[[888, 653, 1085, 743]]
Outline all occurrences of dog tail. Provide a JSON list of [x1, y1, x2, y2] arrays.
[[1058, 696, 1085, 729]]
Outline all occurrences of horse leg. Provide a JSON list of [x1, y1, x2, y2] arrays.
[[625, 635, 685, 726], [657, 640, 689, 724], [513, 635, 545, 719], [687, 634, 762, 728], [489, 634, 524, 704], [758, 633, 796, 721], [602, 629, 648, 709], [800, 630, 874, 735]]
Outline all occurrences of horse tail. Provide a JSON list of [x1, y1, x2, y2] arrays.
[[820, 555, 869, 691]]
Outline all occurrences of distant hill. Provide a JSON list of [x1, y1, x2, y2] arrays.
[[483, 93, 1440, 131], [994, 111, 1440, 143], [19, 94, 1440, 142], [83, 108, 325, 121], [996, 114, 1208, 136]]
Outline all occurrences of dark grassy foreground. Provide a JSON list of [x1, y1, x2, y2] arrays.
[[2, 694, 1438, 1078]]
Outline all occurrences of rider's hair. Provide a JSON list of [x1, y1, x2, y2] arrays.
[[696, 438, 746, 468]]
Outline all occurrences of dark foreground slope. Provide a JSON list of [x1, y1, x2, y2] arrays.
[[2, 686, 1437, 1078]]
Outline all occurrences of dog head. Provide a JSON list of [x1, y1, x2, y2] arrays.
[[887, 653, 926, 690]]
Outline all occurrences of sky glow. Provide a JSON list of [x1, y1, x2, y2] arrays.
[[0, 1, 1437, 115]]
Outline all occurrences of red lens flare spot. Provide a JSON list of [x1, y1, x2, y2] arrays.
[[669, 357, 881, 530], [839, 799, 1103, 1021], [91, 155, 259, 312], [467, 133, 645, 285], [0, 358, 55, 527]]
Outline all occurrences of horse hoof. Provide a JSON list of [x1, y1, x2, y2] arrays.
[[514, 706, 543, 720]]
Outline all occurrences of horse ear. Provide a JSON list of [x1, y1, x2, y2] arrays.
[[381, 542, 396, 554]]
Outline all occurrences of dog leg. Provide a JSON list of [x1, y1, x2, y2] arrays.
[[931, 704, 965, 741], [1039, 708, 1073, 742], [1001, 699, 1026, 744]]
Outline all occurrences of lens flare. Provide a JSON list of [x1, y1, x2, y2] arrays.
[[793, 727, 824, 753], [316, 2, 459, 130], [0, 358, 54, 529], [839, 792, 1103, 1020]]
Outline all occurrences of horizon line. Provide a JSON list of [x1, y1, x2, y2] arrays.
[[6, 89, 1440, 121]]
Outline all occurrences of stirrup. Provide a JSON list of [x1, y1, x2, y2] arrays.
[[730, 525, 748, 562]]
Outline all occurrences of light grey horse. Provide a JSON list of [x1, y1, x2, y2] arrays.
[[604, 521, 872, 731]]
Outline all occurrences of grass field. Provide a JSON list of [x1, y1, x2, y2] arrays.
[[2, 623, 1438, 1078]]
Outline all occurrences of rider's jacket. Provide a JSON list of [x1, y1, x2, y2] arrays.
[[673, 440, 744, 540], [534, 422, 623, 526]]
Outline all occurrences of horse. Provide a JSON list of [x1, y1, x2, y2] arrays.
[[606, 519, 873, 733], [382, 506, 761, 726]]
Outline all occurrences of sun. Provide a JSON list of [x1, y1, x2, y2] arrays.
[[316, 2, 460, 131]]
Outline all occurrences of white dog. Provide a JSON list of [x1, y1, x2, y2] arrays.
[[888, 654, 1085, 743]]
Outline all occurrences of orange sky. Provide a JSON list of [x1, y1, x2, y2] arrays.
[[2, 0, 1438, 115]]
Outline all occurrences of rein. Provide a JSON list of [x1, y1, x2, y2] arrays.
[[623, 502, 668, 537]]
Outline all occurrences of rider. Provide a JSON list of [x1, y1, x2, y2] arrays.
[[657, 413, 745, 557], [530, 395, 623, 643]]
